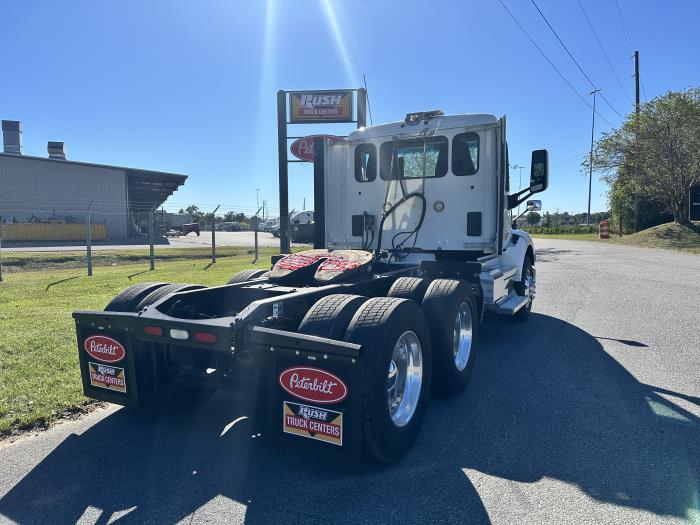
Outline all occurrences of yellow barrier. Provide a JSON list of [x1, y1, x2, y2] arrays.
[[0, 223, 108, 241]]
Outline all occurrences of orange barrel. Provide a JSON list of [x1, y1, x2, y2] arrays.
[[599, 220, 610, 239]]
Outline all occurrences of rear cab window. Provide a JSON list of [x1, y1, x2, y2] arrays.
[[380, 136, 448, 180], [354, 143, 377, 182], [452, 132, 479, 176]]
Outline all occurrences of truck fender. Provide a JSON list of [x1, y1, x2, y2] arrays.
[[504, 229, 535, 282]]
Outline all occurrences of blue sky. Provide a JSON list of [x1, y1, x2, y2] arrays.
[[1, 0, 698, 216]]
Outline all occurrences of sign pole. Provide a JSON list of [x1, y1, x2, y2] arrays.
[[277, 90, 290, 254]]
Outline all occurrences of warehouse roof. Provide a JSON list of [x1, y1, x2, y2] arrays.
[[0, 152, 187, 209]]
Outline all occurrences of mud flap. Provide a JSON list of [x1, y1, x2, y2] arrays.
[[74, 312, 145, 407], [247, 326, 364, 458]]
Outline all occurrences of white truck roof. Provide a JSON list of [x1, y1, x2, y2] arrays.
[[347, 113, 499, 142]]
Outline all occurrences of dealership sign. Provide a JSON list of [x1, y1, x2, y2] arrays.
[[290, 135, 344, 161], [289, 90, 353, 123]]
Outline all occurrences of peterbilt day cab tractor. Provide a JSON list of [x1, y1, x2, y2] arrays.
[[73, 111, 548, 462]]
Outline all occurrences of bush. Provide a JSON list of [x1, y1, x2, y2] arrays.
[[522, 225, 599, 235]]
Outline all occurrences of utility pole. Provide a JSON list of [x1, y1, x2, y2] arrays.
[[509, 164, 525, 217], [303, 197, 306, 211], [587, 88, 602, 227], [633, 50, 640, 232], [256, 188, 260, 210], [634, 51, 640, 115]]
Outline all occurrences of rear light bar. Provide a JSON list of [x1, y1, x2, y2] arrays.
[[144, 325, 164, 336], [143, 325, 217, 344], [169, 329, 189, 341], [194, 331, 218, 344]]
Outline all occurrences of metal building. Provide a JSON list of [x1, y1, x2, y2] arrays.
[[0, 120, 187, 239]]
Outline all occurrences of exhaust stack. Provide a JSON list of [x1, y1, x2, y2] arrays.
[[2, 120, 22, 155], [48, 141, 66, 160]]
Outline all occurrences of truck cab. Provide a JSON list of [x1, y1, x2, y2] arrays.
[[319, 110, 548, 314]]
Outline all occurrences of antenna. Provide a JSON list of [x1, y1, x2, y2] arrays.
[[362, 73, 374, 125]]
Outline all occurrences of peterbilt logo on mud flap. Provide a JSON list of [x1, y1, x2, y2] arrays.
[[83, 335, 125, 363], [278, 367, 348, 404]]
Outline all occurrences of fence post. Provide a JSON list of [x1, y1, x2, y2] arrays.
[[86, 210, 93, 276], [211, 205, 220, 264], [148, 210, 155, 270], [0, 222, 3, 283], [252, 205, 262, 264]]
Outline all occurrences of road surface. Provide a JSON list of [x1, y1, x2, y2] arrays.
[[3, 231, 294, 251], [0, 239, 698, 524]]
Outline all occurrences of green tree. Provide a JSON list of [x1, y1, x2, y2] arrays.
[[588, 88, 700, 225], [527, 211, 541, 226], [179, 205, 204, 222]]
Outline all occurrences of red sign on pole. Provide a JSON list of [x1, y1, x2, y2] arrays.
[[290, 135, 344, 162]]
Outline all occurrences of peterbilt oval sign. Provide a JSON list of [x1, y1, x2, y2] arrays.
[[289, 135, 344, 162], [83, 335, 125, 363], [278, 367, 348, 404]]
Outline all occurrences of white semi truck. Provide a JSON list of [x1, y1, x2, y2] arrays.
[[72, 111, 548, 462]]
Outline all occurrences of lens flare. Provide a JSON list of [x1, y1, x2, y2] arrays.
[[320, 0, 356, 85]]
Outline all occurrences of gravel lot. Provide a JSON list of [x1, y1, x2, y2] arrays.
[[1, 239, 698, 525]]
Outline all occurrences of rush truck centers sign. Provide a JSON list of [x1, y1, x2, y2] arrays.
[[289, 91, 353, 123]]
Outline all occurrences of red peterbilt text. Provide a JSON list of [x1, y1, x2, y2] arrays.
[[278, 367, 348, 404], [289, 135, 344, 162], [83, 335, 126, 363]]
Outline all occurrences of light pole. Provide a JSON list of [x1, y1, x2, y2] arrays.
[[256, 188, 260, 210], [587, 88, 601, 226]]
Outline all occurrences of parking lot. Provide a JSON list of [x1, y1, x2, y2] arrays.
[[0, 238, 698, 525]]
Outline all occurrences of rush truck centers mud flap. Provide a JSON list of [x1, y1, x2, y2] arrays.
[[249, 327, 364, 458]]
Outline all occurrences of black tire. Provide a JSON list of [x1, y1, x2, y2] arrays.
[[298, 294, 367, 339], [227, 268, 268, 284], [135, 283, 206, 311], [421, 279, 479, 396], [513, 256, 534, 322], [344, 297, 432, 462], [387, 277, 430, 304], [104, 282, 169, 312]]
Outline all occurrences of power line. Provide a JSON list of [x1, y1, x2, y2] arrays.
[[614, 0, 635, 55], [496, 0, 614, 127], [576, 0, 633, 105], [529, 0, 625, 119]]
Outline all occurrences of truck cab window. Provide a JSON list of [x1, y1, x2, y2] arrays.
[[452, 132, 479, 176], [380, 136, 448, 180], [354, 143, 377, 182]]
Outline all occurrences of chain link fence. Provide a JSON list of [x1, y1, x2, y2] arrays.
[[0, 202, 288, 286]]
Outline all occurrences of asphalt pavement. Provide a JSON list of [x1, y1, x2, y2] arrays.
[[0, 238, 698, 524]]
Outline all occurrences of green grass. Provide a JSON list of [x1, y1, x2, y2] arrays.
[[0, 247, 285, 437], [530, 232, 602, 241], [531, 221, 700, 253], [611, 221, 700, 254]]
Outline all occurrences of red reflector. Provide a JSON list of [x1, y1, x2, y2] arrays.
[[144, 325, 164, 336], [194, 331, 218, 344]]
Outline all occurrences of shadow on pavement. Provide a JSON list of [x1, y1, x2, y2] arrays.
[[0, 314, 698, 524]]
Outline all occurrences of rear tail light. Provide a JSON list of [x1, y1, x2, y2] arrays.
[[169, 329, 190, 341], [194, 331, 218, 344], [144, 325, 164, 336]]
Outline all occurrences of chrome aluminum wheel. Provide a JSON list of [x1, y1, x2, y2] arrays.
[[387, 331, 423, 427], [523, 266, 536, 303], [453, 302, 473, 371]]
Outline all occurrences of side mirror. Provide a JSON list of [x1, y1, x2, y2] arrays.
[[526, 200, 542, 212], [530, 149, 548, 193]]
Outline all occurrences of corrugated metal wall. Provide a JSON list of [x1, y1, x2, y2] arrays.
[[0, 155, 128, 238]]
